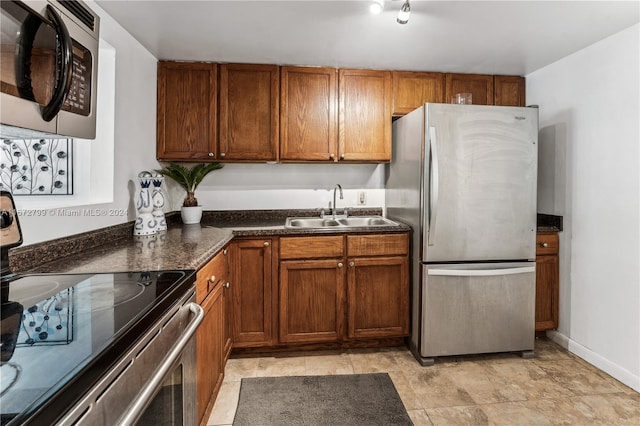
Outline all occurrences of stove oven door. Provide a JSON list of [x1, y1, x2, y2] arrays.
[[58, 291, 203, 425]]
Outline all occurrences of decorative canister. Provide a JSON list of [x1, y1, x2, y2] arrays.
[[151, 173, 167, 232], [133, 171, 158, 236]]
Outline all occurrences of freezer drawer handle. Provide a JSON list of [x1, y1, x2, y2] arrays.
[[427, 266, 535, 277], [428, 126, 439, 246], [118, 302, 204, 425]]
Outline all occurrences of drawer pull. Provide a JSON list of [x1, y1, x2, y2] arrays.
[[337, 262, 343, 268], [208, 275, 216, 283], [541, 242, 549, 248], [263, 241, 270, 247], [208, 152, 214, 157], [349, 261, 355, 268], [223, 282, 230, 289]]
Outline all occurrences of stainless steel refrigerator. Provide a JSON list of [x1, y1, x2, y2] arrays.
[[385, 103, 538, 365]]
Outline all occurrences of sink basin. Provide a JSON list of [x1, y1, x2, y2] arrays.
[[286, 218, 341, 228], [337, 217, 398, 227], [284, 216, 398, 229]]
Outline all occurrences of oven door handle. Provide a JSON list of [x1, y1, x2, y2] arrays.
[[118, 302, 204, 425]]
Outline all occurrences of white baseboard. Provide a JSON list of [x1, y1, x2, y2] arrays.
[[547, 331, 640, 392]]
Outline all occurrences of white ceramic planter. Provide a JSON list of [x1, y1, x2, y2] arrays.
[[180, 206, 203, 224]]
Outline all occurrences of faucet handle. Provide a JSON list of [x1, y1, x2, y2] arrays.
[[343, 207, 348, 217], [320, 209, 325, 218]]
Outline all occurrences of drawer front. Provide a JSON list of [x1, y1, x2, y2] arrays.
[[280, 236, 344, 259], [196, 249, 228, 303], [347, 233, 409, 257], [536, 233, 559, 255]]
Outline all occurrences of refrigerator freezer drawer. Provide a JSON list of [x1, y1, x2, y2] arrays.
[[420, 262, 535, 359]]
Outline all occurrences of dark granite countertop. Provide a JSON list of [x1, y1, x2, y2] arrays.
[[26, 225, 234, 274]]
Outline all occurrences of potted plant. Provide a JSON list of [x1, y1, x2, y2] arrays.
[[155, 162, 223, 224]]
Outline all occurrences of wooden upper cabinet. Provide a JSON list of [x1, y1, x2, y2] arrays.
[[219, 64, 280, 161], [280, 66, 338, 161], [494, 75, 526, 106], [339, 69, 392, 162], [157, 61, 217, 161], [445, 73, 494, 105], [392, 71, 445, 116]]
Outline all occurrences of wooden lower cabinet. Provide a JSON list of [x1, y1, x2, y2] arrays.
[[535, 232, 560, 331], [196, 275, 224, 425], [278, 233, 409, 345], [279, 259, 345, 343], [347, 256, 409, 338], [229, 238, 274, 347]]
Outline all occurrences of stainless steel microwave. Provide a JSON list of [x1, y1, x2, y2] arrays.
[[0, 0, 99, 139]]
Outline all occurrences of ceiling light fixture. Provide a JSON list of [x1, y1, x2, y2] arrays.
[[397, 0, 411, 24], [369, 0, 385, 15]]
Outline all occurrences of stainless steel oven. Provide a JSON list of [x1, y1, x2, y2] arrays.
[[0, 191, 202, 425], [0, 0, 99, 139], [58, 289, 203, 425]]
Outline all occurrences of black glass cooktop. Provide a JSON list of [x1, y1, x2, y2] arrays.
[[0, 270, 195, 425]]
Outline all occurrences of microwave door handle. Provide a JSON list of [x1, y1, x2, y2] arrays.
[[41, 5, 73, 122], [15, 14, 42, 101]]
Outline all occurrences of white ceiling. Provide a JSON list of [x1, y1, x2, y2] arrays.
[[94, 0, 639, 75]]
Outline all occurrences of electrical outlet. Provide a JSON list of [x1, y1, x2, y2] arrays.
[[357, 191, 366, 205]]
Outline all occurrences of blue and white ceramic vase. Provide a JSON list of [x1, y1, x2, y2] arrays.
[[151, 173, 167, 232], [134, 171, 158, 236]]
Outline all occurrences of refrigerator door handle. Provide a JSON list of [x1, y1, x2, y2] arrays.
[[427, 266, 536, 277], [428, 126, 439, 246]]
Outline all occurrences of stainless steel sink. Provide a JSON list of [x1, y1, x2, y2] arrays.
[[284, 216, 398, 229]]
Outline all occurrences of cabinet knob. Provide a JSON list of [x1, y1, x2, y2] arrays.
[[224, 282, 230, 289], [208, 152, 215, 157], [337, 262, 343, 268], [208, 275, 216, 283], [541, 242, 549, 248], [220, 152, 226, 158], [339, 154, 345, 160], [329, 154, 335, 160], [349, 261, 355, 268], [223, 249, 228, 255], [263, 241, 270, 247]]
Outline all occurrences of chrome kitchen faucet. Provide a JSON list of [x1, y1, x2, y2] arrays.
[[332, 184, 343, 218]]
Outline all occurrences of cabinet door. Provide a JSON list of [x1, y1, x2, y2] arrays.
[[280, 66, 338, 161], [197, 282, 224, 424], [392, 71, 445, 116], [157, 61, 217, 161], [494, 76, 525, 107], [219, 64, 279, 161], [338, 69, 392, 162], [347, 256, 409, 338], [535, 255, 559, 331], [445, 73, 494, 105], [279, 259, 345, 343], [230, 239, 273, 346]]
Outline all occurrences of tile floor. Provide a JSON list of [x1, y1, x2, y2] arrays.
[[207, 338, 639, 425]]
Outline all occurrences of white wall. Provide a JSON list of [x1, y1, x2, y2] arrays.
[[527, 24, 639, 391]]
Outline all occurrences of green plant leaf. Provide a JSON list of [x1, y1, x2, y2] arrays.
[[154, 162, 223, 204]]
